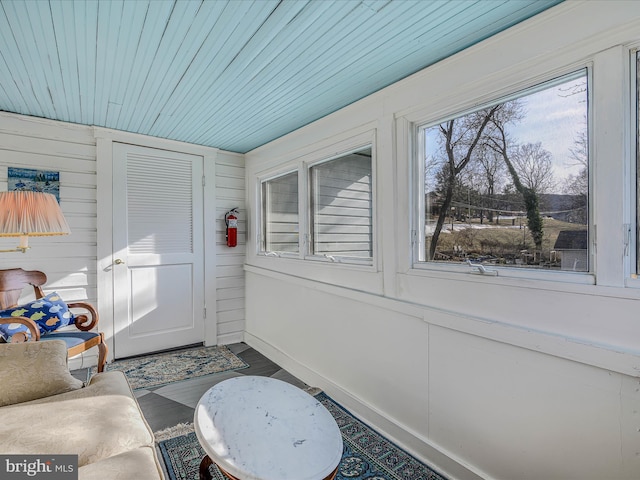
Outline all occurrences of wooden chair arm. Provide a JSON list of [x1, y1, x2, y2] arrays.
[[0, 316, 40, 342], [67, 301, 99, 331]]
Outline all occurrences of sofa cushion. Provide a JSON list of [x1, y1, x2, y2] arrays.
[[0, 340, 83, 406], [77, 447, 164, 480], [0, 292, 75, 341], [0, 371, 155, 467]]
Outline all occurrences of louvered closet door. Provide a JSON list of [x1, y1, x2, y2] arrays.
[[112, 143, 204, 358]]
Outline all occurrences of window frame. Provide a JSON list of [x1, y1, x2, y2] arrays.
[[259, 169, 301, 258], [255, 134, 377, 270], [304, 146, 374, 266], [628, 46, 640, 287], [410, 67, 596, 285]]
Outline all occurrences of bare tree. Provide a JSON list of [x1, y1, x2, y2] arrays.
[[564, 123, 588, 196], [474, 142, 506, 223], [485, 101, 545, 252], [563, 123, 588, 223], [427, 105, 500, 260], [511, 142, 556, 194]]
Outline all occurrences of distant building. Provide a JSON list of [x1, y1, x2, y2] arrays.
[[553, 230, 588, 271]]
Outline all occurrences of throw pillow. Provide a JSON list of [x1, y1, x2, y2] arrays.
[[0, 292, 75, 342], [0, 340, 83, 406]]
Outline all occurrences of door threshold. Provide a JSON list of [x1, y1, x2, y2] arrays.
[[115, 342, 204, 361]]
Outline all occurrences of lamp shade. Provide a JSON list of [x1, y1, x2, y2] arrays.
[[0, 191, 70, 237]]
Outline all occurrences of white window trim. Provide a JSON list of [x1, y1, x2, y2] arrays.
[[407, 66, 596, 286], [627, 46, 640, 288], [590, 45, 632, 289], [258, 169, 301, 257], [304, 145, 374, 265], [252, 129, 380, 273]]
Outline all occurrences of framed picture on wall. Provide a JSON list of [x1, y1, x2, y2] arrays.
[[8, 167, 60, 202]]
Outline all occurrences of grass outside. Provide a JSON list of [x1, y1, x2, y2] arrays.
[[429, 216, 586, 266]]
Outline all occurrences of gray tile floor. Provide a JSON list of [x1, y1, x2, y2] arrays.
[[71, 343, 448, 480], [75, 343, 310, 433]]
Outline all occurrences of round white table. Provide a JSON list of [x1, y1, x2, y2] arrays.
[[194, 376, 343, 480]]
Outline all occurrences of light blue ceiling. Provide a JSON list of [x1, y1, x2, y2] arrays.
[[0, 0, 561, 153]]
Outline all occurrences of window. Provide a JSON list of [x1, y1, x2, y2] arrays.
[[418, 70, 589, 272], [258, 145, 374, 265], [309, 147, 373, 261], [261, 171, 299, 254]]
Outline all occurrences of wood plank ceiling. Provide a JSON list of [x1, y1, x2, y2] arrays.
[[0, 0, 561, 153]]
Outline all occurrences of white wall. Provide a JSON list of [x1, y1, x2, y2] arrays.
[[0, 113, 97, 303], [215, 150, 246, 344], [0, 113, 246, 363], [244, 2, 640, 479]]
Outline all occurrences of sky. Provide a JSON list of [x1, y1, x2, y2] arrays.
[[424, 71, 588, 193], [510, 74, 587, 183]]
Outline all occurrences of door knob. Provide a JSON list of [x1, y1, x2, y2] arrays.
[[114, 258, 125, 265]]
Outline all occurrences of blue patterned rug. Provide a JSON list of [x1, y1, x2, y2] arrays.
[[91, 345, 248, 390], [157, 392, 446, 480]]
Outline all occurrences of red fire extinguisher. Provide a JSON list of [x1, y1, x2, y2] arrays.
[[225, 208, 238, 247]]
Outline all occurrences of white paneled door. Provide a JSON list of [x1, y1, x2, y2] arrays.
[[112, 143, 204, 358]]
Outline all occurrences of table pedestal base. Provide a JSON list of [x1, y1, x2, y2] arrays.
[[198, 455, 339, 480]]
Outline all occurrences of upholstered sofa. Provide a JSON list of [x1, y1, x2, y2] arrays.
[[0, 340, 164, 479]]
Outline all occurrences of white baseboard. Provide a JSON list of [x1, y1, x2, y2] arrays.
[[243, 332, 490, 480], [217, 331, 244, 345]]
